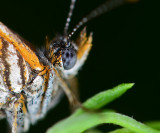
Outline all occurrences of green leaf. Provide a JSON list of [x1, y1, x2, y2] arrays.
[[47, 112, 160, 133], [73, 83, 134, 116], [145, 121, 160, 130], [109, 121, 160, 133], [47, 83, 137, 133], [84, 83, 134, 109]]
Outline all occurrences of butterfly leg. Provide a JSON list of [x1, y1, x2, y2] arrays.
[[66, 77, 81, 111], [5, 94, 29, 133], [66, 77, 79, 99], [52, 67, 81, 110], [38, 70, 50, 115]]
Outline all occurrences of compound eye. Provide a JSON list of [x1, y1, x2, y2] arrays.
[[62, 48, 77, 70]]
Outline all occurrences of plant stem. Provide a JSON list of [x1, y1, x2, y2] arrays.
[[47, 112, 160, 133]]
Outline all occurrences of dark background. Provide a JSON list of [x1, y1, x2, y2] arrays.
[[0, 0, 159, 132]]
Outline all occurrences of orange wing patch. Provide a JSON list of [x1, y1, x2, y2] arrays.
[[0, 22, 44, 71]]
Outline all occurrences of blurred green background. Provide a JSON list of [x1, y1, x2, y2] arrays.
[[0, 0, 159, 132]]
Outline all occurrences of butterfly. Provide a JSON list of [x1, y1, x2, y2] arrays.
[[0, 0, 136, 132]]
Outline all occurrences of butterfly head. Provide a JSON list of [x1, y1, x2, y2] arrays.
[[48, 36, 77, 70]]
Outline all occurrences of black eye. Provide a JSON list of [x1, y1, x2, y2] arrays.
[[62, 48, 77, 70]]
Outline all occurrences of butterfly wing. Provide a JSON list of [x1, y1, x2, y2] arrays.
[[0, 22, 45, 92], [0, 22, 44, 71], [0, 22, 46, 132]]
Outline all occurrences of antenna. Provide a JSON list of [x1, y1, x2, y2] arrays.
[[64, 0, 77, 35], [68, 0, 136, 38]]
